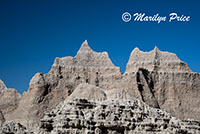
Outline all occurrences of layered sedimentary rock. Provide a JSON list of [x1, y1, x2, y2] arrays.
[[38, 98, 200, 134], [37, 82, 200, 134], [1, 88, 200, 134], [126, 47, 191, 73], [6, 40, 122, 127], [125, 47, 200, 120], [0, 40, 200, 133]]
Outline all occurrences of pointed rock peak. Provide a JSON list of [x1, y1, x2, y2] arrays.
[[77, 40, 94, 54], [129, 47, 142, 57], [132, 47, 140, 52], [81, 40, 89, 47], [0, 79, 7, 90], [153, 46, 160, 52]]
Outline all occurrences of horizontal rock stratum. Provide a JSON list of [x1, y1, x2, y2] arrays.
[[0, 40, 199, 133]]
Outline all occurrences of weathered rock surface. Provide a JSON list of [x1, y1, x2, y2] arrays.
[[124, 47, 200, 120], [69, 83, 107, 101], [126, 47, 191, 73], [0, 40, 200, 133], [0, 111, 5, 125], [0, 80, 7, 91], [6, 40, 122, 127], [0, 121, 30, 134], [0, 80, 21, 122], [38, 98, 200, 134]]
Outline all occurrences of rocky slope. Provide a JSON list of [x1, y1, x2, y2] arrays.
[[0, 40, 200, 133], [38, 97, 200, 134], [36, 83, 200, 134]]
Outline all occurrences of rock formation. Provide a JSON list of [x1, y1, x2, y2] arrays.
[[125, 47, 200, 120], [0, 80, 21, 122], [0, 80, 7, 91], [0, 121, 29, 134], [4, 40, 122, 128], [0, 40, 200, 133], [126, 46, 191, 73], [38, 97, 200, 134], [68, 83, 107, 101]]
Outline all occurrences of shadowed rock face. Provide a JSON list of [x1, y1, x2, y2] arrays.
[[136, 68, 160, 108], [0, 40, 200, 132]]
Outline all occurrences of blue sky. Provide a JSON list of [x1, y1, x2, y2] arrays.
[[0, 0, 200, 94]]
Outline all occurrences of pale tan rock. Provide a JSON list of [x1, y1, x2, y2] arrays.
[[47, 40, 121, 90], [125, 47, 191, 73], [69, 83, 107, 101], [151, 71, 200, 120], [124, 47, 200, 120], [7, 72, 54, 128], [0, 80, 21, 121], [0, 80, 7, 90]]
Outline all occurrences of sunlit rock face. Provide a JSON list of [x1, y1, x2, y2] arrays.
[[124, 47, 200, 120], [4, 40, 122, 127], [125, 47, 191, 73], [0, 80, 21, 122], [38, 97, 200, 134], [0, 40, 200, 133]]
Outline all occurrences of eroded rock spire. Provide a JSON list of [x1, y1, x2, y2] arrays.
[[77, 40, 92, 53]]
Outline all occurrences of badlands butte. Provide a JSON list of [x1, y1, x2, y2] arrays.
[[0, 40, 200, 134]]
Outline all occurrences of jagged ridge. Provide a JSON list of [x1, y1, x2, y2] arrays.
[[0, 40, 199, 133]]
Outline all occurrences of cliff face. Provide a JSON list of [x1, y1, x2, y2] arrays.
[[0, 40, 200, 133], [124, 47, 200, 120], [0, 80, 21, 121]]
